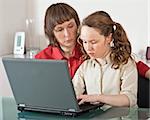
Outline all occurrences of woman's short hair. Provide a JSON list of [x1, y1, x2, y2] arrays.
[[44, 3, 80, 46]]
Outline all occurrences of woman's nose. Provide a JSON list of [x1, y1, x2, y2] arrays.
[[64, 28, 70, 38]]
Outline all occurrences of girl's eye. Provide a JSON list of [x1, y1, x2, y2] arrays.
[[79, 38, 87, 44], [91, 41, 97, 44], [83, 41, 87, 44], [82, 40, 87, 44]]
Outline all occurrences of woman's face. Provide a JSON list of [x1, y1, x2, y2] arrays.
[[80, 25, 111, 59], [53, 18, 77, 49]]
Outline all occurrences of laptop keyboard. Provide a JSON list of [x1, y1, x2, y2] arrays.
[[79, 102, 96, 110], [79, 102, 104, 112]]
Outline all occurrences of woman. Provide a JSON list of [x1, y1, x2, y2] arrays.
[[72, 11, 137, 108], [35, 3, 83, 78]]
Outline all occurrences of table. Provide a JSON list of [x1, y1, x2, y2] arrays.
[[0, 96, 149, 120]]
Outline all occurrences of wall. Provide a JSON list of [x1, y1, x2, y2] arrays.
[[0, 0, 27, 56], [148, 0, 150, 45], [31, 0, 148, 54], [0, 0, 149, 97], [0, 0, 27, 96], [0, 0, 148, 56]]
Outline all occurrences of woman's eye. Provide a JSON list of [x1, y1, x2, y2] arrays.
[[68, 24, 74, 28], [55, 28, 63, 32]]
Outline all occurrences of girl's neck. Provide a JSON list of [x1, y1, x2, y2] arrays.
[[97, 49, 110, 61]]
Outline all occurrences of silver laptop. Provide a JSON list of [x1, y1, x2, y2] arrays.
[[2, 57, 103, 116]]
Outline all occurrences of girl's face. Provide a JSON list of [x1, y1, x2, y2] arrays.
[[80, 26, 112, 59], [53, 19, 77, 49]]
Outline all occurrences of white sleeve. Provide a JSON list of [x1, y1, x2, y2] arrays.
[[72, 63, 85, 96], [120, 59, 138, 107]]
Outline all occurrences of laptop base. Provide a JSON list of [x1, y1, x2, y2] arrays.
[[18, 106, 82, 116], [18, 105, 102, 117]]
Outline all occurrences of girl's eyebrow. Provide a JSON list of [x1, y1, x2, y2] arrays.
[[80, 38, 98, 43]]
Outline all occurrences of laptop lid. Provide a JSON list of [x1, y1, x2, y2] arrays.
[[2, 58, 81, 113]]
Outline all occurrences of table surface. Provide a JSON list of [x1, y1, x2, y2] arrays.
[[1, 54, 150, 119], [0, 96, 150, 120], [1, 54, 150, 120]]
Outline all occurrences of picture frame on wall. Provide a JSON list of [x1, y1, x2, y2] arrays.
[[146, 46, 150, 60]]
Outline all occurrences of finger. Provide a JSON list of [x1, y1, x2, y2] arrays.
[[77, 95, 85, 99], [78, 99, 85, 105], [77, 96, 80, 100]]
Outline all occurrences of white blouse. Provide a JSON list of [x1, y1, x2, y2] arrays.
[[72, 55, 138, 107]]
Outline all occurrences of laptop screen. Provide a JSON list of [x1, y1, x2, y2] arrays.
[[2, 58, 79, 112]]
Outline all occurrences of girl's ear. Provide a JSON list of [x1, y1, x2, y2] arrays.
[[106, 33, 112, 44]]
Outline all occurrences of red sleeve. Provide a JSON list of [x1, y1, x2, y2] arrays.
[[136, 61, 149, 77]]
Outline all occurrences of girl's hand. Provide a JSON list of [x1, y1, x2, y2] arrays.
[[77, 94, 100, 105]]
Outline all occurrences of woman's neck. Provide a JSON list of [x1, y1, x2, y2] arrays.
[[60, 45, 76, 59]]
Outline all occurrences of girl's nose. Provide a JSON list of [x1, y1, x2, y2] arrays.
[[87, 42, 93, 50]]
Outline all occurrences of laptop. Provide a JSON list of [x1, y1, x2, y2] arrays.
[[2, 57, 103, 116]]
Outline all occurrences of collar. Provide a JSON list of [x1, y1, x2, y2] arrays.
[[49, 44, 82, 60], [95, 52, 111, 66]]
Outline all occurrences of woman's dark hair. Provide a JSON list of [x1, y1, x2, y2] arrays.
[[44, 3, 80, 46], [79, 11, 132, 69]]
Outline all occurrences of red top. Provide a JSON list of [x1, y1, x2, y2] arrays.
[[35, 45, 83, 78], [35, 45, 149, 78], [136, 61, 149, 77]]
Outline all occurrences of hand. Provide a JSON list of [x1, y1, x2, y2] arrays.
[[77, 94, 100, 105], [145, 69, 150, 79]]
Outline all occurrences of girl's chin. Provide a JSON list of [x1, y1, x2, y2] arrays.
[[89, 56, 96, 59], [89, 55, 100, 59]]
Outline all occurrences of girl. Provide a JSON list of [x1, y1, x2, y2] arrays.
[[73, 11, 137, 109]]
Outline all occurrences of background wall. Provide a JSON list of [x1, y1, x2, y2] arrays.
[[32, 0, 148, 54], [0, 0, 27, 96], [148, 0, 150, 45], [0, 0, 27, 56], [0, 0, 149, 56], [0, 0, 149, 96]]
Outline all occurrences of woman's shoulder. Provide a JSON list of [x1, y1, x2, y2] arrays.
[[35, 45, 55, 59]]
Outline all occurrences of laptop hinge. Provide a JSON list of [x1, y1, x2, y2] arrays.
[[18, 104, 26, 107], [68, 109, 76, 112]]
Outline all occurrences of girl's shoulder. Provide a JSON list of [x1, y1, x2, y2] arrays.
[[120, 58, 136, 70], [79, 59, 98, 69]]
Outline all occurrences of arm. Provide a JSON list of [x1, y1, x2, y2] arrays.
[[78, 94, 129, 107], [145, 69, 150, 79], [72, 62, 85, 96], [78, 59, 138, 107], [119, 60, 138, 107], [136, 61, 150, 79]]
